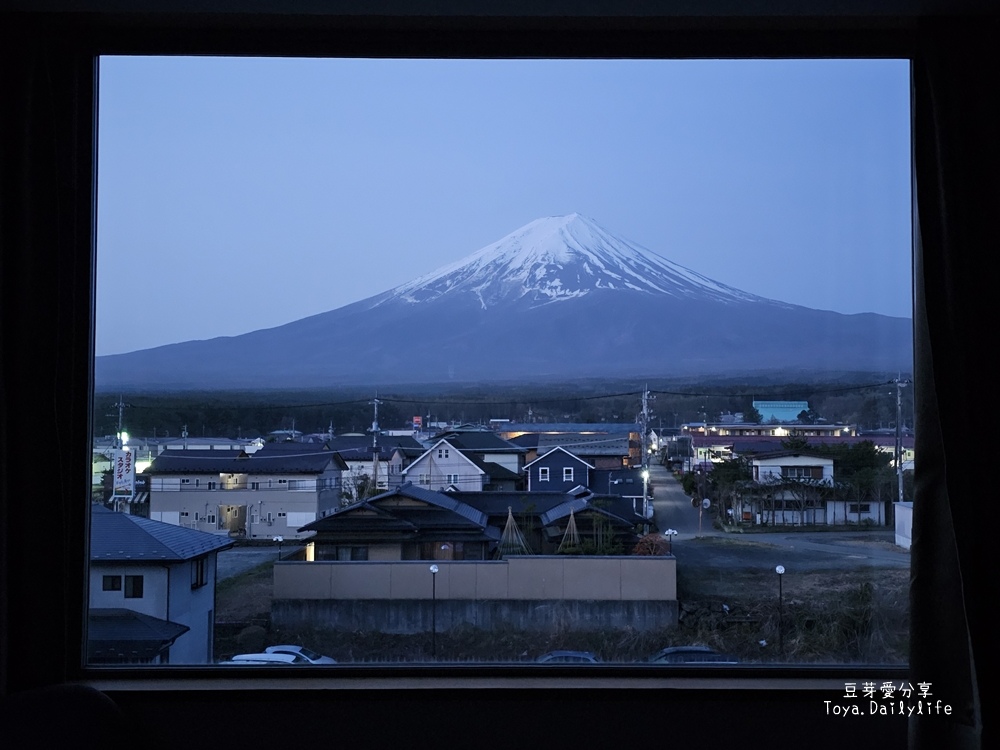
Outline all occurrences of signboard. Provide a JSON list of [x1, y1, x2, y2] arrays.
[[112, 448, 135, 502], [413, 416, 423, 429]]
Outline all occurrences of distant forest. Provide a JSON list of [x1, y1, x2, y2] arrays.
[[94, 374, 914, 439]]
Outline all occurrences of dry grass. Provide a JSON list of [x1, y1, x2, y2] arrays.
[[213, 560, 909, 664]]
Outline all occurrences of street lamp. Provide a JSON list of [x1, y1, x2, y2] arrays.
[[663, 528, 678, 555], [775, 565, 785, 656], [273, 535, 284, 560], [429, 564, 439, 658]]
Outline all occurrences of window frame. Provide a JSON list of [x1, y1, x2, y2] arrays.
[[6, 5, 960, 721]]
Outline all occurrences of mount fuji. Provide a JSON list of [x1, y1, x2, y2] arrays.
[[95, 214, 912, 389]]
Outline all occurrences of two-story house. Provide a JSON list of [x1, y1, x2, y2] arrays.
[[400, 439, 488, 492], [88, 505, 233, 664], [523, 446, 594, 492], [145, 448, 347, 539], [742, 451, 835, 526]]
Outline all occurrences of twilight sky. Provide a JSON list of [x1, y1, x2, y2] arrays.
[[96, 57, 911, 356]]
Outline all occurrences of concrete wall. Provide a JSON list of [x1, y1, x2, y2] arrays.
[[272, 556, 676, 632], [272, 598, 677, 633], [894, 501, 913, 549], [274, 556, 675, 601]]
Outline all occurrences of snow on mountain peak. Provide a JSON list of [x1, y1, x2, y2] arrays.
[[379, 214, 778, 310]]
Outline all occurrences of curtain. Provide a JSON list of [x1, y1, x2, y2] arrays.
[[911, 17, 998, 749]]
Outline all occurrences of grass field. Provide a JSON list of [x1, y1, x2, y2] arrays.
[[214, 559, 908, 664]]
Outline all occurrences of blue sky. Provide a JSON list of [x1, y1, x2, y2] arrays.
[[96, 57, 911, 356]]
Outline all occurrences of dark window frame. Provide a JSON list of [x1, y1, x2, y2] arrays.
[[124, 575, 144, 599], [1, 8, 988, 749]]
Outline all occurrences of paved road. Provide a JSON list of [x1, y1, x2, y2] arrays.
[[649, 461, 708, 537]]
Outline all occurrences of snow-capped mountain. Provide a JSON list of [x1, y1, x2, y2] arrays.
[[95, 214, 912, 389], [381, 213, 779, 310]]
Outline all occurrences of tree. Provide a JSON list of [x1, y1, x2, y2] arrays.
[[796, 408, 820, 424], [780, 436, 811, 452], [708, 458, 751, 524], [341, 470, 373, 504], [743, 404, 763, 424]]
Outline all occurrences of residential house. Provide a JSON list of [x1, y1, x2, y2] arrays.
[[145, 447, 347, 539], [523, 446, 594, 492], [432, 429, 527, 475], [740, 451, 836, 526], [401, 439, 485, 492], [300, 483, 500, 561], [299, 483, 646, 561], [89, 505, 233, 664], [327, 433, 426, 495]]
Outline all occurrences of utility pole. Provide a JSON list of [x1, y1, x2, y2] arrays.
[[368, 394, 382, 499], [638, 385, 655, 531], [109, 394, 130, 449], [893, 377, 911, 504], [639, 385, 654, 469]]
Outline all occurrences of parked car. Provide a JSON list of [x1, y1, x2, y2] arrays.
[[648, 646, 738, 664], [536, 650, 601, 664], [221, 653, 306, 665], [264, 645, 337, 664]]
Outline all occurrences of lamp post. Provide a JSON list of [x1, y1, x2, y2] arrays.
[[663, 528, 678, 555], [429, 564, 439, 658], [775, 565, 785, 656], [273, 535, 283, 560]]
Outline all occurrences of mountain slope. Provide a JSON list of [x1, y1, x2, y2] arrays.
[[95, 214, 912, 389]]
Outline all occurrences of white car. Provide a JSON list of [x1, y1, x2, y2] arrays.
[[264, 645, 336, 664], [221, 653, 306, 665]]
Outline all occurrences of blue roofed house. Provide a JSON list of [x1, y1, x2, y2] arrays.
[[89, 505, 233, 664]]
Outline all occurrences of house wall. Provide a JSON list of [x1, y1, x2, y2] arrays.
[[368, 543, 401, 561], [90, 557, 219, 664], [150, 477, 340, 539], [402, 449, 483, 491], [754, 455, 834, 482], [527, 452, 589, 492], [90, 563, 170, 620], [478, 451, 521, 473], [894, 502, 913, 549], [826, 499, 885, 526], [165, 555, 218, 664]]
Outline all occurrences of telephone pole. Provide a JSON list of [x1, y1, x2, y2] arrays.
[[893, 377, 910, 503], [368, 394, 382, 499]]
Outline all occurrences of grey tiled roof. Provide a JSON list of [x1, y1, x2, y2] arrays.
[[448, 491, 584, 517], [87, 608, 190, 662], [88, 608, 189, 644], [436, 432, 525, 453], [535, 433, 631, 456], [90, 505, 234, 562], [145, 450, 344, 474]]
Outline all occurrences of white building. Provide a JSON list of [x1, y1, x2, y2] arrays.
[[88, 505, 233, 664]]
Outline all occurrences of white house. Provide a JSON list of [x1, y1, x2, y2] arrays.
[[401, 439, 486, 492], [145, 448, 347, 539], [89, 505, 233, 664], [743, 451, 835, 526]]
